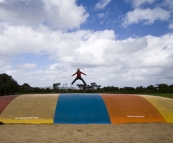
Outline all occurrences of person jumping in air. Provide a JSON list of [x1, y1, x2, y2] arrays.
[[71, 69, 87, 85]]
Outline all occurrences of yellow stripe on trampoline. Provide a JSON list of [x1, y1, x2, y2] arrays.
[[0, 94, 59, 124], [140, 95, 173, 123]]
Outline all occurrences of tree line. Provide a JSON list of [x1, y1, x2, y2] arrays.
[[0, 73, 173, 96]]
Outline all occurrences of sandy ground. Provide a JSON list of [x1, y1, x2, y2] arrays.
[[0, 123, 173, 143]]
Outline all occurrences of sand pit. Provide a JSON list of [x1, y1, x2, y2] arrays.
[[0, 123, 173, 143]]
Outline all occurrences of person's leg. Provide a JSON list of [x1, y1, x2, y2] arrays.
[[79, 77, 86, 85], [71, 77, 78, 85]]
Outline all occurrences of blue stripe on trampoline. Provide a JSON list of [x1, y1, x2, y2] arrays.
[[54, 94, 111, 124]]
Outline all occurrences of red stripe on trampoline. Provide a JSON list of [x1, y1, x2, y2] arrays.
[[101, 94, 166, 124], [0, 95, 18, 114]]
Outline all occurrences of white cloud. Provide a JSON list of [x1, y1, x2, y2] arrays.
[[0, 0, 89, 30], [1, 24, 173, 87], [164, 0, 173, 8], [98, 13, 105, 18], [132, 0, 155, 7], [95, 0, 111, 10], [0, 25, 49, 56], [1, 0, 173, 88], [123, 8, 170, 26], [17, 63, 37, 70], [0, 24, 115, 67], [169, 23, 173, 29], [0, 56, 11, 74]]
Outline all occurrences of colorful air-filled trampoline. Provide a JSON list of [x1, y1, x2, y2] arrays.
[[0, 94, 173, 124]]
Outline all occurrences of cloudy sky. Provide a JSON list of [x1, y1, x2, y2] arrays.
[[0, 0, 173, 88]]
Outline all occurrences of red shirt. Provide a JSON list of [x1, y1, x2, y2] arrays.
[[72, 71, 86, 78]]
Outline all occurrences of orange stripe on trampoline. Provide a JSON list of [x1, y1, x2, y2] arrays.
[[101, 94, 166, 124]]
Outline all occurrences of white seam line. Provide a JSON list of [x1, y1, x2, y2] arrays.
[[127, 116, 145, 118], [15, 117, 39, 119]]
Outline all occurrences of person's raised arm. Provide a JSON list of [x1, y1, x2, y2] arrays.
[[81, 72, 86, 76], [72, 72, 77, 76]]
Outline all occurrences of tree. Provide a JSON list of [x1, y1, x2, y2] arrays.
[[77, 84, 84, 90], [46, 88, 51, 93], [21, 83, 31, 88], [20, 83, 33, 93], [87, 85, 92, 90], [136, 86, 146, 93], [158, 84, 168, 93], [122, 86, 135, 93], [147, 85, 157, 93], [102, 86, 119, 92], [97, 85, 101, 90], [169, 84, 173, 93], [91, 82, 97, 90], [0, 73, 19, 96], [53, 83, 61, 89]]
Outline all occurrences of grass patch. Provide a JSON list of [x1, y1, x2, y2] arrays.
[[149, 93, 173, 99]]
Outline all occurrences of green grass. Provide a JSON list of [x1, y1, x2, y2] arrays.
[[149, 93, 173, 99]]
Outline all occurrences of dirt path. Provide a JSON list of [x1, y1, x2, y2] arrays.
[[0, 123, 173, 143]]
